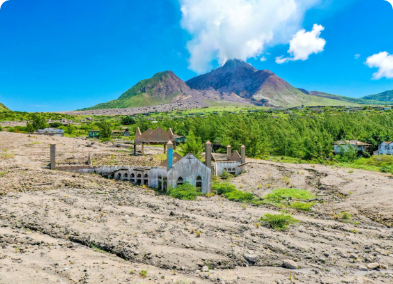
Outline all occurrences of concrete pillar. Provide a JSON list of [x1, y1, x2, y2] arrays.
[[167, 141, 173, 170], [227, 145, 232, 160], [205, 141, 212, 168], [134, 143, 137, 155], [142, 143, 144, 155], [50, 144, 56, 170], [164, 143, 167, 154], [241, 145, 246, 164], [88, 153, 92, 166]]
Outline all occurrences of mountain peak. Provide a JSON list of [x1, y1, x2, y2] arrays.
[[222, 59, 256, 72]]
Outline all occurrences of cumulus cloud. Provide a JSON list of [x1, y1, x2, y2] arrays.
[[366, 52, 393, 79], [275, 24, 326, 64], [260, 56, 267, 62], [179, 0, 321, 73]]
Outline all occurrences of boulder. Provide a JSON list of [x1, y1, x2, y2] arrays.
[[367, 263, 380, 270], [283, 260, 299, 270], [244, 254, 258, 264]]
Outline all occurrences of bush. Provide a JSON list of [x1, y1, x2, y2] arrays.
[[220, 170, 232, 180], [121, 116, 136, 125], [212, 182, 255, 202], [260, 213, 300, 231], [0, 125, 2, 131], [291, 202, 316, 211], [98, 121, 112, 139], [212, 182, 237, 195], [264, 188, 315, 203], [167, 182, 203, 200], [50, 122, 63, 128]]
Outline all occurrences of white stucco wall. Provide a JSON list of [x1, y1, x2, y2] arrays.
[[378, 142, 393, 155], [214, 161, 243, 176], [167, 154, 212, 194]]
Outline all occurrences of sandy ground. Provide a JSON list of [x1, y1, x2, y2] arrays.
[[1, 132, 393, 284]]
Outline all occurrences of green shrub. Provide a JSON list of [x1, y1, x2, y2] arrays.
[[340, 211, 352, 220], [167, 182, 202, 200], [225, 190, 254, 202], [291, 202, 316, 211], [212, 182, 237, 195], [264, 188, 315, 203], [220, 170, 232, 180], [0, 125, 2, 131], [139, 270, 147, 278], [260, 213, 300, 231]]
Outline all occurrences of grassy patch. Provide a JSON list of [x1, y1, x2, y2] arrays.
[[260, 212, 300, 231], [263, 188, 316, 211], [212, 182, 255, 202], [167, 182, 203, 201]]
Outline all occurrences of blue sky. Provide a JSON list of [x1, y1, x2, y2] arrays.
[[0, 0, 392, 112]]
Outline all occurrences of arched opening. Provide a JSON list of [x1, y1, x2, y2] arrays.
[[144, 174, 148, 186], [196, 176, 202, 188], [130, 173, 135, 183], [124, 173, 128, 178], [137, 173, 142, 185], [177, 177, 184, 186], [116, 173, 121, 180]]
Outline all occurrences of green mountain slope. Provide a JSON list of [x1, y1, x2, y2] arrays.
[[83, 71, 193, 110], [0, 103, 10, 112], [361, 90, 393, 102], [298, 89, 391, 106]]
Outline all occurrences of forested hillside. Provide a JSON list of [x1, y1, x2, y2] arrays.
[[126, 110, 393, 161]]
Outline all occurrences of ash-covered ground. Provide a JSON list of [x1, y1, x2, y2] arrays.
[[0, 132, 392, 284]]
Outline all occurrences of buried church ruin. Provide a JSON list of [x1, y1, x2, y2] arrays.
[[50, 131, 247, 194]]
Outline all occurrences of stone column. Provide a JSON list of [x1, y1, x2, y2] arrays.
[[50, 144, 56, 170], [227, 145, 232, 160], [241, 145, 246, 164], [88, 153, 92, 166], [134, 143, 137, 155], [167, 141, 173, 170], [142, 143, 144, 155], [164, 143, 167, 154], [205, 141, 212, 168]]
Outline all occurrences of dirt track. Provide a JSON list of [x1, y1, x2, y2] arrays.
[[1, 132, 393, 283]]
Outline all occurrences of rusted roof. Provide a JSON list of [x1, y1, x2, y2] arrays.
[[135, 127, 178, 144], [159, 152, 183, 167], [383, 141, 393, 145], [229, 150, 242, 162], [334, 140, 371, 146]]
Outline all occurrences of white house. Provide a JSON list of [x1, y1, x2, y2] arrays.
[[377, 142, 393, 155], [333, 140, 371, 155]]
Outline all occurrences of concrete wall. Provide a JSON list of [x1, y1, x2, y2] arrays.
[[167, 154, 212, 194], [214, 161, 243, 176]]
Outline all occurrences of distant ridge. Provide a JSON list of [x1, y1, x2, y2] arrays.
[[0, 102, 10, 112], [362, 90, 393, 102]]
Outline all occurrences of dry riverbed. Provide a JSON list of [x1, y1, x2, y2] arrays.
[[0, 132, 393, 284]]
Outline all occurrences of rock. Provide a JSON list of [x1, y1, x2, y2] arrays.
[[283, 260, 299, 270], [367, 263, 380, 270], [202, 266, 209, 272], [244, 254, 258, 264], [358, 265, 368, 271]]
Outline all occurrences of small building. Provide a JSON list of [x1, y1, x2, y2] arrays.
[[377, 142, 393, 155], [112, 130, 122, 137], [36, 128, 64, 137], [88, 130, 100, 138], [334, 140, 371, 154]]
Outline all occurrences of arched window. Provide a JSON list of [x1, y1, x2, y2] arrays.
[[177, 177, 184, 186], [158, 175, 162, 179], [116, 173, 121, 180], [144, 174, 148, 178], [130, 173, 135, 183], [137, 173, 142, 185], [124, 173, 128, 178], [144, 174, 149, 185], [196, 176, 202, 188]]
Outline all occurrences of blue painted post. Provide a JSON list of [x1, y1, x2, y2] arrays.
[[167, 141, 173, 170]]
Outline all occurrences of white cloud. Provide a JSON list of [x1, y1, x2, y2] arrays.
[[355, 54, 360, 59], [276, 24, 326, 64], [179, 0, 321, 73], [260, 56, 267, 62], [366, 51, 393, 79]]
